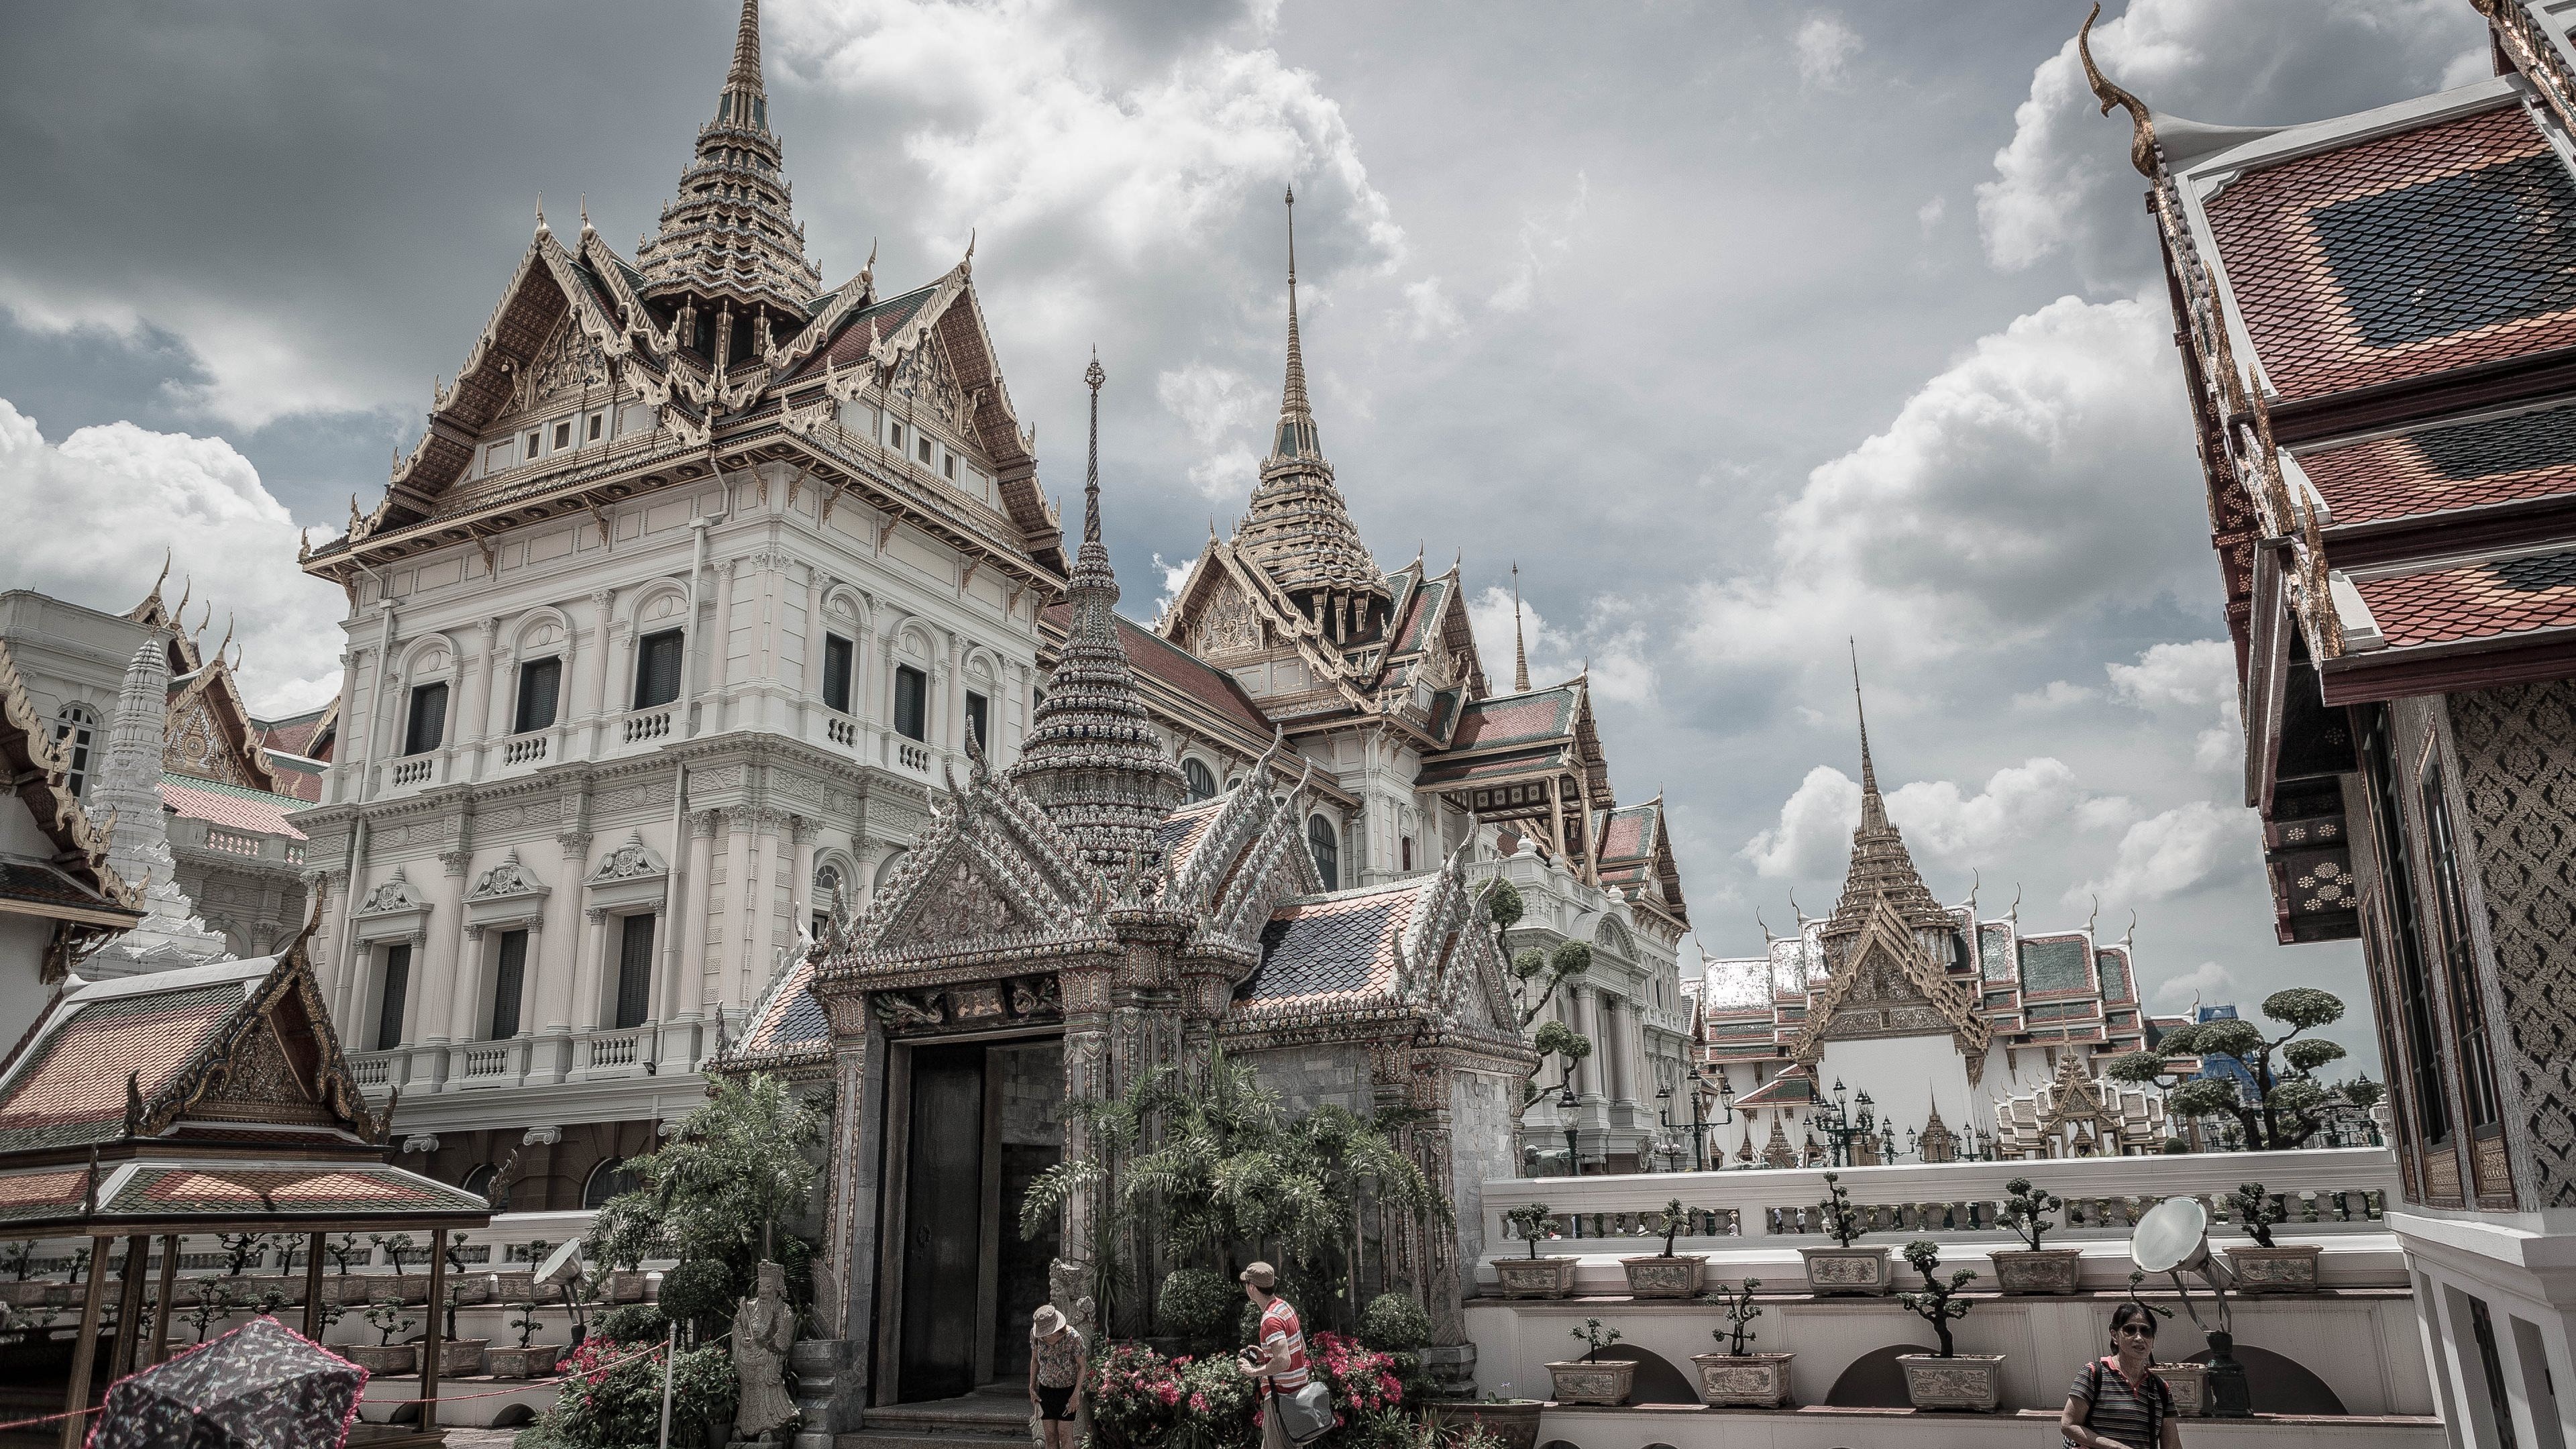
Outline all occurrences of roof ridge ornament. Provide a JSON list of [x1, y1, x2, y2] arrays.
[[1511, 562, 1531, 694], [2078, 2, 2161, 178]]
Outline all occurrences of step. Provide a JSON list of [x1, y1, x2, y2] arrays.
[[862, 1400, 1029, 1434], [839, 1430, 1030, 1449]]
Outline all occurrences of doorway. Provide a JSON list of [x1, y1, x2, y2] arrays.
[[885, 1036, 1062, 1403]]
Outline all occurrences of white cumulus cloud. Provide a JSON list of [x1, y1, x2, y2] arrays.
[[0, 398, 341, 713], [2079, 799, 2247, 904], [1794, 15, 1863, 89], [1466, 583, 1656, 706], [2153, 958, 2238, 1011]]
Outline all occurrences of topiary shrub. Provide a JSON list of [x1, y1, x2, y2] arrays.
[[1158, 1267, 1239, 1353], [1356, 1293, 1431, 1355], [657, 1259, 738, 1337], [589, 1303, 669, 1346], [1236, 1299, 1263, 1352]]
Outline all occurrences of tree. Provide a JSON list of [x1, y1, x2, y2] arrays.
[[2107, 987, 2349, 1150], [580, 1073, 824, 1305], [1512, 943, 1595, 1106]]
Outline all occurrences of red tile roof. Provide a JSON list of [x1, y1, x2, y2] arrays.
[[160, 775, 307, 841], [2355, 548, 2576, 647], [0, 985, 244, 1149], [1446, 688, 1574, 752], [2203, 104, 2576, 402], [1042, 604, 1276, 738], [2299, 400, 2576, 525]]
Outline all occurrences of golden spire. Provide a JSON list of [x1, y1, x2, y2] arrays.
[[1512, 562, 1531, 693], [1275, 183, 1316, 456]]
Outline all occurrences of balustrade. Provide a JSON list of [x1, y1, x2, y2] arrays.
[[390, 757, 435, 786], [827, 717, 857, 747], [896, 740, 930, 773], [586, 1029, 645, 1069], [622, 709, 673, 745], [203, 826, 263, 856], [502, 733, 549, 766]]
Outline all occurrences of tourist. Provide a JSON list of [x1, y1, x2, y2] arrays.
[[1234, 1261, 1309, 1449], [1028, 1303, 1087, 1449], [2060, 1301, 2182, 1449]]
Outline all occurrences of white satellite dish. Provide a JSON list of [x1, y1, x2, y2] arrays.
[[2131, 1196, 2208, 1275], [536, 1238, 584, 1289]]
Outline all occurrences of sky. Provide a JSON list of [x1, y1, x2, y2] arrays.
[[0, 0, 2504, 1071]]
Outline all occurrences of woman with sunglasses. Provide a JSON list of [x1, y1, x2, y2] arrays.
[[2061, 1301, 2182, 1448]]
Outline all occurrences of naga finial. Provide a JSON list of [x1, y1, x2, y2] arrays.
[[2078, 2, 2160, 178]]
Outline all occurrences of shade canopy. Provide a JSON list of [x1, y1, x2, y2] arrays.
[[90, 1316, 364, 1449]]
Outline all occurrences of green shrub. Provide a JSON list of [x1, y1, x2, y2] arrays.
[[1357, 1293, 1432, 1354], [1237, 1299, 1263, 1350], [588, 1303, 669, 1346], [657, 1259, 738, 1334], [1157, 1267, 1238, 1352], [535, 1339, 736, 1448]]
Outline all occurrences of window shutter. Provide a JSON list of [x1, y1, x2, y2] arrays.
[[491, 930, 528, 1039], [615, 914, 656, 1028], [376, 945, 411, 1051]]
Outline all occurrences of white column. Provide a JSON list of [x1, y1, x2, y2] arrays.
[[801, 571, 826, 735], [419, 851, 471, 1059], [790, 816, 817, 949], [574, 907, 608, 1031], [676, 810, 718, 1020], [539, 833, 588, 1037], [718, 811, 754, 1008], [578, 589, 615, 724], [707, 558, 739, 729]]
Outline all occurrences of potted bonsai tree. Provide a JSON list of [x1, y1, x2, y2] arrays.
[[0, 1242, 46, 1309], [323, 1234, 370, 1305], [181, 1280, 235, 1349], [1990, 1177, 2083, 1294], [1493, 1203, 1578, 1299], [1894, 1240, 2004, 1411], [1619, 1198, 1708, 1298], [1545, 1318, 1633, 1405], [346, 1296, 417, 1376], [435, 1281, 488, 1377], [2220, 1182, 2319, 1292], [368, 1233, 425, 1302], [1797, 1172, 1891, 1295], [486, 1298, 561, 1378], [1688, 1279, 1792, 1407]]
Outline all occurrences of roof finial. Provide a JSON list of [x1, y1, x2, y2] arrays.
[[2078, 2, 2160, 178], [579, 193, 594, 237], [1267, 182, 1319, 462], [1083, 349, 1106, 547], [1850, 637, 1885, 830], [1511, 561, 1532, 694], [728, 0, 764, 95], [535, 194, 547, 234]]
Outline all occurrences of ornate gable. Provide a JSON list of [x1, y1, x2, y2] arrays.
[[839, 763, 1111, 973], [1786, 900, 1992, 1083]]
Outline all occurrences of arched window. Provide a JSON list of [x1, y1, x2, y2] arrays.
[[461, 1163, 511, 1212], [1307, 815, 1339, 893], [52, 704, 96, 798], [814, 863, 843, 937], [583, 1159, 641, 1209], [1183, 759, 1216, 803]]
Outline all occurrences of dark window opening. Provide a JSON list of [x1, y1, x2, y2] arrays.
[[2361, 706, 2449, 1146], [1401, 837, 1414, 872], [965, 690, 988, 752], [2421, 757, 2503, 1130], [376, 944, 411, 1052], [490, 928, 528, 1040], [553, 421, 572, 450], [2470, 1296, 2522, 1449], [1309, 815, 1339, 892], [894, 665, 927, 742], [823, 635, 855, 713], [514, 657, 562, 734], [402, 682, 448, 756], [1183, 759, 1217, 802], [584, 1159, 640, 1210], [587, 413, 604, 441], [614, 914, 655, 1030], [634, 629, 684, 710], [52, 706, 95, 799]]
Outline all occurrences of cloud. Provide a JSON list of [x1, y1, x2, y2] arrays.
[[0, 398, 340, 713], [1157, 361, 1270, 500], [1398, 275, 1463, 339], [1975, 0, 2484, 285], [1682, 294, 2201, 673], [1150, 551, 1197, 622], [2107, 637, 2242, 771], [2153, 958, 2237, 1011], [1794, 15, 1863, 89], [1740, 765, 1862, 879], [2080, 799, 2247, 904], [1916, 195, 1947, 235], [1740, 756, 2130, 879], [2012, 679, 2097, 710], [1488, 173, 1588, 313], [1465, 583, 1657, 706]]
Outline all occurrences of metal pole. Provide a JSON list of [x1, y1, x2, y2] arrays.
[[657, 1323, 677, 1449]]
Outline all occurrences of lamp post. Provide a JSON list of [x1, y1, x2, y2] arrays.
[[1556, 1083, 1582, 1177], [1817, 1078, 1879, 1167], [1880, 1118, 1900, 1164]]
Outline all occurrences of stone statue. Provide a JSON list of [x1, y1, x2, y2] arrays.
[[730, 1260, 800, 1446]]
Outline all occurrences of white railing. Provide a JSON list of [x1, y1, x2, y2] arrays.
[[1480, 1146, 2403, 1255], [390, 757, 435, 786], [586, 1030, 645, 1069], [284, 842, 305, 863], [204, 826, 264, 857], [623, 709, 673, 745], [349, 1054, 392, 1088], [460, 1045, 510, 1079], [896, 741, 930, 773], [502, 733, 549, 766], [827, 717, 857, 747]]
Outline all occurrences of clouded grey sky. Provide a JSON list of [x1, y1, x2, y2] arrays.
[[0, 0, 2499, 1067]]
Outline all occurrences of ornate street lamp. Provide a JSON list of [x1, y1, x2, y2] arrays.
[[1555, 1083, 1582, 1177]]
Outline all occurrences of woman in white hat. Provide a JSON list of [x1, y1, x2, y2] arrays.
[[1029, 1303, 1087, 1449]]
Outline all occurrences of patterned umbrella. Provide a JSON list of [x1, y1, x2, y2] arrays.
[[89, 1316, 365, 1449]]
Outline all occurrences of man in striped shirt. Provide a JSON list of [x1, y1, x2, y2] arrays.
[[1236, 1261, 1308, 1449]]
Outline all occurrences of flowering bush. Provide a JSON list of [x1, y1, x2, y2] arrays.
[[1309, 1332, 1405, 1421], [1167, 1353, 1259, 1449], [1090, 1342, 1185, 1449]]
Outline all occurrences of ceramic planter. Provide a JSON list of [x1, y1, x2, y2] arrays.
[[1989, 1247, 2084, 1295], [1618, 1254, 1703, 1299], [1796, 1244, 1892, 1295], [1688, 1351, 1794, 1407], [1490, 1256, 1578, 1299], [343, 1343, 417, 1376], [2223, 1244, 2320, 1293], [2155, 1361, 2208, 1417], [485, 1344, 564, 1379], [1544, 1358, 1635, 1407], [443, 1277, 493, 1305], [488, 1271, 535, 1302], [1436, 1399, 1541, 1449], [1896, 1353, 2006, 1411], [606, 1271, 648, 1303], [0, 1281, 52, 1309], [436, 1338, 489, 1376]]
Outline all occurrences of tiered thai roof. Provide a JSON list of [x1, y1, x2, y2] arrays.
[[1006, 359, 1187, 869], [2088, 3, 2576, 941], [633, 0, 822, 318], [1821, 685, 1951, 942]]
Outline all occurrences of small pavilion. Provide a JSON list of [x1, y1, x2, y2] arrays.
[[0, 935, 488, 1447]]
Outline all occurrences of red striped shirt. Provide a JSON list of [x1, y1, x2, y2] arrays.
[[1258, 1299, 1308, 1397]]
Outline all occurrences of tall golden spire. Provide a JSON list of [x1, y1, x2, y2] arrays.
[[727, 0, 763, 97], [1825, 643, 1948, 938], [1274, 183, 1318, 461], [635, 0, 819, 319], [1512, 562, 1531, 693]]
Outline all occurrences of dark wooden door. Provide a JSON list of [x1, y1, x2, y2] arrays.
[[900, 1045, 985, 1400]]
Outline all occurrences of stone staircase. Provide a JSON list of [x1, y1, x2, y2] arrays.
[[836, 1387, 1032, 1449]]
